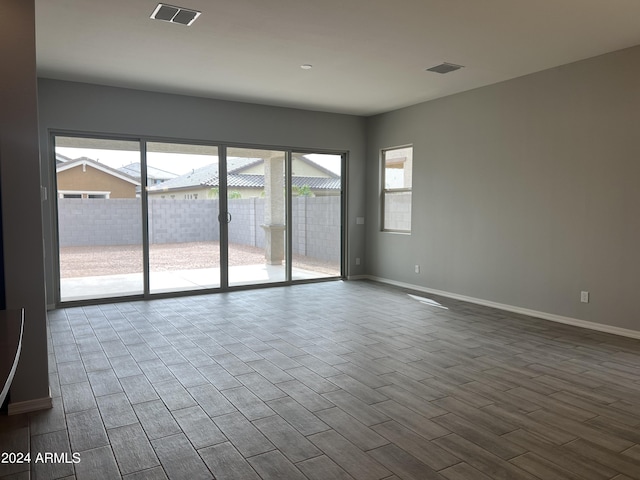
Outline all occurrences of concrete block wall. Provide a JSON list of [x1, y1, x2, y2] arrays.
[[149, 198, 218, 244], [58, 198, 142, 247], [58, 197, 341, 262], [292, 197, 307, 256], [228, 198, 262, 247], [293, 196, 341, 262]]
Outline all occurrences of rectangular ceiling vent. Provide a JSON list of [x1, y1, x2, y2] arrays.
[[150, 3, 201, 26], [426, 62, 464, 74]]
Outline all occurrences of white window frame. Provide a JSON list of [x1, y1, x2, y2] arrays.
[[381, 145, 413, 233], [58, 190, 111, 199]]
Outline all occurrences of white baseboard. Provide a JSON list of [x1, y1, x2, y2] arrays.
[[347, 274, 369, 281], [364, 275, 640, 340], [8, 394, 53, 415]]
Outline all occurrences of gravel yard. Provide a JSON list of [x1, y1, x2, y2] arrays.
[[59, 241, 340, 278]]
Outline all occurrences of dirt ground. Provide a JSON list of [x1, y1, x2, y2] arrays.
[[59, 241, 340, 278]]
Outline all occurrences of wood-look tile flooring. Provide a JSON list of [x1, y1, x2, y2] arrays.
[[2, 280, 640, 479]]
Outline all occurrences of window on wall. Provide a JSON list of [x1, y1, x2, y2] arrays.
[[59, 191, 111, 199], [381, 145, 413, 232]]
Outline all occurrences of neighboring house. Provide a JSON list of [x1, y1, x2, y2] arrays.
[[56, 156, 140, 199], [117, 162, 178, 185], [148, 155, 341, 199]]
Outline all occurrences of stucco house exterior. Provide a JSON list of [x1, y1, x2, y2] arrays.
[[56, 156, 140, 199]]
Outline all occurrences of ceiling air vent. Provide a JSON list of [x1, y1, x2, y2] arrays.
[[150, 3, 201, 26], [426, 62, 464, 74]]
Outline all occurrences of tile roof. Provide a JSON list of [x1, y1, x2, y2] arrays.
[[147, 163, 217, 191], [205, 174, 341, 190], [117, 163, 178, 180], [147, 158, 341, 192]]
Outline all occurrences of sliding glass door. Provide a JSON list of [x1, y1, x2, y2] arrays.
[[226, 147, 288, 286], [146, 142, 220, 294], [54, 135, 345, 304], [55, 137, 144, 301], [291, 152, 342, 280]]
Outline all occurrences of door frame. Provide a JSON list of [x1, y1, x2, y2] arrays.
[[50, 130, 347, 306]]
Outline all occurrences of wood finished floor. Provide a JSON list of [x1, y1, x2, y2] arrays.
[[1, 280, 640, 480]]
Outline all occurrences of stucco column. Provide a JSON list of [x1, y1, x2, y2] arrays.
[[261, 154, 285, 265]]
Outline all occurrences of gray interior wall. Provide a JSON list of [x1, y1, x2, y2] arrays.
[[366, 45, 640, 332], [1, 0, 49, 405], [38, 79, 367, 304]]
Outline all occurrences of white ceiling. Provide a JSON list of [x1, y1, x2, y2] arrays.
[[35, 0, 640, 116]]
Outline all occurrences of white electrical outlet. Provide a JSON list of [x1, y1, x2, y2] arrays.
[[580, 291, 589, 303], [355, 257, 361, 266], [414, 265, 420, 274]]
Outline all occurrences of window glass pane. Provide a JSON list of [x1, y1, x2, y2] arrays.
[[382, 146, 413, 232], [384, 146, 412, 189], [55, 136, 143, 301], [146, 142, 220, 294], [226, 147, 287, 286], [291, 152, 342, 280], [384, 191, 412, 231]]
